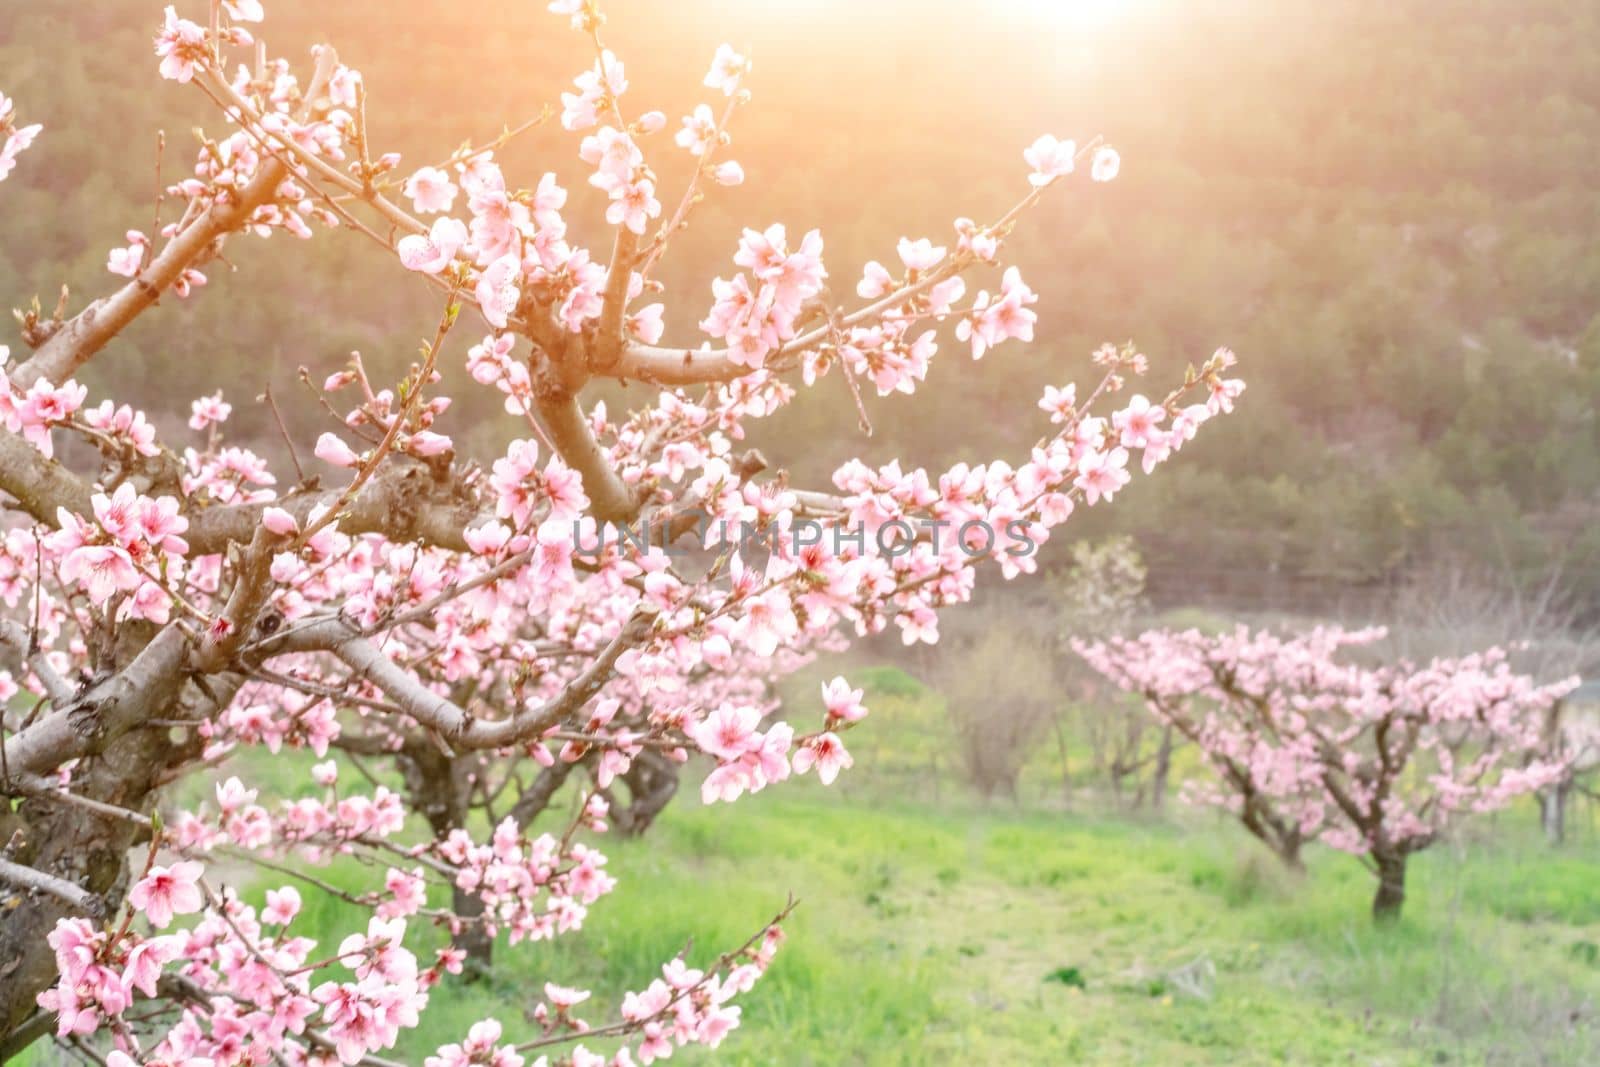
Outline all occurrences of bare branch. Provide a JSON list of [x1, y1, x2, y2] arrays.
[[0, 857, 98, 913]]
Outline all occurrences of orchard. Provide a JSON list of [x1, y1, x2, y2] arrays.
[[3, 2, 1594, 1064]]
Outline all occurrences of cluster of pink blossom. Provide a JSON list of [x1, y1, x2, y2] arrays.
[[0, 0, 1241, 1061], [1077, 625, 1577, 915], [0, 91, 42, 184]]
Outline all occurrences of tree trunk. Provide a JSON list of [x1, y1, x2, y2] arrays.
[[610, 750, 680, 837], [450, 884, 494, 978], [1150, 724, 1174, 812], [400, 742, 492, 976], [1371, 852, 1407, 921], [1051, 714, 1072, 808], [1539, 784, 1569, 846], [0, 721, 173, 1046]]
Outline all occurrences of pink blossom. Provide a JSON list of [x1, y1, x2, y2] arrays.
[[129, 861, 205, 928], [475, 254, 522, 329], [1112, 394, 1165, 449], [403, 166, 458, 214], [704, 44, 750, 95], [188, 391, 232, 430], [1091, 146, 1121, 182], [106, 231, 149, 277], [263, 885, 302, 925], [61, 545, 141, 605], [897, 237, 946, 273], [314, 432, 360, 468], [793, 732, 852, 784], [1073, 447, 1131, 504], [821, 676, 868, 724], [155, 6, 208, 83], [690, 704, 762, 761], [398, 217, 467, 274], [1023, 134, 1076, 185], [262, 506, 299, 536], [676, 104, 718, 156], [605, 177, 661, 235]]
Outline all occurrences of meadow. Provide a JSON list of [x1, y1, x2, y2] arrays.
[[102, 663, 1600, 1067], [284, 787, 1600, 1066], [9, 661, 1599, 1067]]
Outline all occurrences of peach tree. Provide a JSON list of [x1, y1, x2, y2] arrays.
[[0, 1, 1240, 1062]]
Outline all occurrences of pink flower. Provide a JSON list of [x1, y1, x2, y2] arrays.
[[1073, 447, 1131, 505], [106, 231, 148, 277], [61, 545, 141, 605], [408, 430, 454, 457], [1091, 146, 1121, 182], [315, 432, 360, 468], [793, 733, 852, 784], [380, 868, 427, 918], [605, 177, 661, 235], [398, 217, 467, 274], [857, 261, 893, 299], [1112, 394, 1165, 449], [628, 303, 665, 344], [475, 254, 522, 329], [1038, 383, 1077, 424], [262, 506, 299, 536], [704, 44, 750, 96], [154, 6, 208, 83], [690, 705, 762, 761], [0, 122, 42, 184], [544, 982, 591, 1009], [263, 885, 302, 925], [403, 166, 458, 214], [956, 267, 1037, 358], [129, 860, 205, 929], [188, 391, 232, 430], [91, 483, 142, 545], [1023, 134, 1076, 185], [822, 677, 868, 724], [712, 160, 745, 186], [136, 494, 190, 555], [676, 104, 718, 156], [896, 237, 945, 273]]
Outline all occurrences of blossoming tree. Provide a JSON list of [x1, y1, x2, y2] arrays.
[[1076, 626, 1576, 920], [0, 2, 1241, 1062]]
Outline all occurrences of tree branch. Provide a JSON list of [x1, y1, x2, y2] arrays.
[[12, 158, 288, 388], [268, 610, 655, 751], [0, 857, 98, 913]]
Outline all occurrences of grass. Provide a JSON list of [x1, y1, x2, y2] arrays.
[[16, 657, 1600, 1065], [263, 785, 1599, 1065]]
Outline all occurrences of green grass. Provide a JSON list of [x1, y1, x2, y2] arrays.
[[16, 772, 1600, 1064], [259, 787, 1598, 1065], [18, 661, 1600, 1065]]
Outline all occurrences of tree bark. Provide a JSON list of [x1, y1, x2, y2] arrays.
[[1539, 784, 1569, 846], [399, 742, 493, 976], [0, 722, 173, 1042], [609, 750, 680, 837], [1150, 724, 1174, 812], [1371, 852, 1407, 921]]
